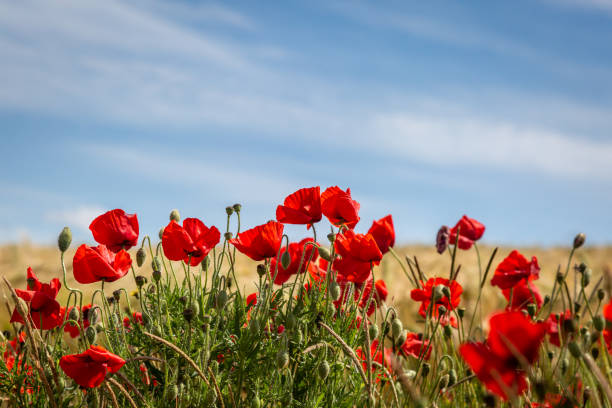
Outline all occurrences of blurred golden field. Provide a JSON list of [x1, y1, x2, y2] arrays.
[[1, 242, 611, 330]]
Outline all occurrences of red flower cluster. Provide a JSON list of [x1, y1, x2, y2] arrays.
[[162, 218, 220, 266], [10, 268, 62, 330], [491, 250, 540, 290], [460, 311, 547, 400], [410, 277, 462, 323], [59, 345, 125, 388]]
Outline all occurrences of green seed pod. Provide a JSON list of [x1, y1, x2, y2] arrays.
[[395, 330, 408, 348], [225, 206, 234, 216], [158, 227, 165, 240], [276, 351, 289, 370], [327, 233, 336, 243], [391, 318, 403, 341], [568, 342, 582, 359], [152, 270, 161, 282], [224, 232, 233, 240], [581, 268, 592, 288], [547, 350, 554, 360], [443, 324, 452, 338], [329, 281, 341, 301], [318, 361, 330, 380], [85, 326, 97, 344], [421, 363, 430, 377], [527, 303, 537, 317], [591, 347, 599, 359], [438, 305, 447, 316], [95, 323, 104, 333], [136, 248, 146, 267], [318, 246, 331, 261], [439, 374, 449, 389], [216, 290, 228, 309], [135, 275, 147, 287], [57, 227, 72, 253], [169, 209, 180, 222], [151, 256, 161, 272], [68, 307, 79, 322], [448, 369, 457, 387], [257, 264, 267, 277], [368, 324, 379, 340], [573, 233, 586, 249], [433, 285, 445, 302], [232, 203, 242, 213], [598, 288, 606, 301], [563, 318, 577, 333], [457, 307, 465, 319], [250, 396, 261, 408], [280, 251, 291, 269], [167, 384, 178, 401]]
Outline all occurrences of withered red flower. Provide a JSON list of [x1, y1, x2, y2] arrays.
[[59, 345, 126, 388], [449, 215, 485, 250], [410, 277, 462, 322], [73, 244, 132, 284], [270, 238, 318, 285], [89, 209, 139, 252], [491, 250, 540, 290], [10, 268, 62, 330], [459, 311, 547, 400], [321, 186, 360, 229], [367, 215, 395, 254], [276, 187, 322, 226], [162, 218, 220, 266], [229, 221, 284, 261], [400, 332, 431, 360], [502, 280, 542, 312]]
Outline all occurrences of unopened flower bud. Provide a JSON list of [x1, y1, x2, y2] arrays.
[[561, 357, 569, 374], [85, 326, 97, 344], [329, 281, 341, 301], [438, 305, 447, 316], [318, 247, 331, 261], [443, 324, 452, 338], [152, 270, 161, 282], [563, 318, 577, 333], [280, 251, 291, 270], [433, 285, 445, 302], [369, 324, 379, 339], [225, 206, 234, 216], [250, 396, 260, 408], [421, 363, 430, 377], [183, 308, 195, 323], [543, 295, 551, 305], [136, 248, 146, 267], [58, 227, 72, 252], [151, 257, 161, 273], [215, 290, 228, 310], [167, 384, 178, 400], [232, 203, 242, 213], [327, 233, 336, 243], [95, 323, 104, 333], [391, 318, 403, 341], [257, 264, 267, 277], [436, 226, 449, 254], [135, 275, 147, 287], [577, 262, 587, 273], [527, 303, 537, 317], [568, 342, 582, 359], [202, 314, 212, 324], [573, 233, 586, 249], [318, 361, 330, 380], [457, 307, 465, 319], [448, 369, 457, 387], [581, 268, 591, 288], [591, 347, 599, 359], [68, 307, 79, 322], [224, 232, 233, 241], [598, 288, 606, 301], [276, 351, 289, 370], [169, 209, 180, 222], [556, 272, 565, 284], [439, 374, 449, 389], [158, 227, 164, 240]]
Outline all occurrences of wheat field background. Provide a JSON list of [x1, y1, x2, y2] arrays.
[[1, 241, 611, 330]]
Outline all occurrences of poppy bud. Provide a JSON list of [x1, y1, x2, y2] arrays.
[[85, 326, 97, 344], [329, 281, 341, 301], [391, 318, 403, 342], [581, 268, 591, 288], [448, 369, 457, 387], [543, 295, 551, 305], [68, 307, 79, 322], [250, 396, 260, 408], [318, 361, 330, 380], [223, 232, 232, 241], [167, 384, 178, 401], [369, 324, 379, 339], [215, 290, 228, 310], [439, 374, 449, 389], [257, 264, 267, 277], [152, 270, 161, 282], [568, 342, 582, 359], [326, 302, 335, 317], [436, 226, 449, 254], [327, 233, 336, 243], [135, 275, 147, 288], [556, 272, 565, 284], [58, 227, 72, 253], [573, 233, 586, 249], [225, 206, 234, 216], [457, 307, 465, 319], [106, 296, 115, 305], [183, 308, 195, 323], [151, 256, 161, 272], [281, 251, 291, 270], [158, 227, 164, 240], [574, 302, 581, 313], [593, 315, 605, 332], [231, 203, 241, 213], [318, 247, 331, 261], [443, 324, 452, 338], [527, 303, 537, 317], [438, 305, 447, 316], [598, 288, 606, 301], [89, 309, 100, 325], [395, 330, 408, 348], [433, 285, 445, 302], [421, 363, 430, 377], [169, 209, 180, 222], [276, 351, 289, 370], [547, 351, 554, 360], [563, 318, 577, 333], [95, 323, 104, 333], [135, 247, 146, 268], [591, 347, 599, 359], [577, 262, 587, 273]]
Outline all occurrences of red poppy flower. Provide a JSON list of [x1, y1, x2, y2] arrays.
[[400, 332, 431, 360], [123, 312, 143, 329], [10, 268, 62, 330], [59, 345, 126, 388], [63, 304, 93, 338], [448, 215, 485, 250], [246, 293, 258, 309], [491, 250, 540, 290], [410, 277, 462, 321], [73, 244, 132, 284], [502, 281, 542, 312], [276, 187, 322, 226], [229, 221, 284, 261], [321, 186, 360, 229], [356, 340, 393, 381], [162, 218, 220, 266], [604, 300, 612, 322], [333, 230, 382, 284], [89, 209, 139, 253], [546, 310, 572, 347], [459, 311, 547, 400], [359, 279, 388, 316], [367, 215, 395, 254], [270, 238, 318, 285]]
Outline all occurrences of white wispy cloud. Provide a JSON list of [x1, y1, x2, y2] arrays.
[[543, 0, 612, 12], [44, 206, 107, 231]]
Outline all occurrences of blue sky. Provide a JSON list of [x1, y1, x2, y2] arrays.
[[2, 0, 612, 247]]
